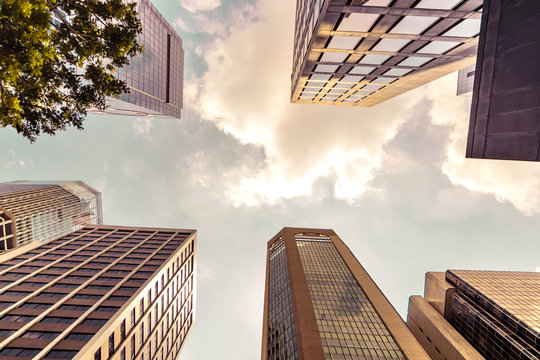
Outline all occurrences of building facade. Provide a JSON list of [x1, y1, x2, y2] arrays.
[[0, 224, 196, 360], [466, 0, 540, 161], [456, 64, 475, 96], [0, 181, 103, 251], [261, 227, 430, 360], [407, 270, 540, 360], [94, 0, 184, 118], [291, 0, 482, 107]]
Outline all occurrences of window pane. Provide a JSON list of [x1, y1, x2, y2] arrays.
[[371, 39, 411, 52], [390, 16, 439, 35], [349, 66, 375, 75], [314, 64, 339, 73], [320, 52, 349, 62], [383, 68, 413, 76], [327, 36, 361, 50], [415, 0, 462, 9], [417, 41, 461, 54], [337, 13, 379, 32], [359, 54, 391, 65], [398, 56, 433, 67], [443, 19, 481, 37]]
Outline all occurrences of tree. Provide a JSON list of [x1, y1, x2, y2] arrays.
[[0, 0, 142, 142]]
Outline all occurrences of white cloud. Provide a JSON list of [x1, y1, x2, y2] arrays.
[[183, 150, 211, 188], [180, 0, 222, 13], [186, 0, 425, 206], [425, 74, 540, 215], [133, 118, 154, 139]]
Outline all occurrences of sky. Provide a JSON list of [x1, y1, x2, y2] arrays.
[[2, 0, 540, 358]]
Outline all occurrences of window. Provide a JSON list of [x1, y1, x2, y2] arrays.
[[46, 350, 78, 358], [140, 322, 145, 346], [22, 331, 59, 339], [131, 308, 135, 329], [94, 348, 101, 360], [121, 320, 126, 341], [66, 333, 93, 340], [82, 318, 107, 326], [120, 348, 125, 360], [108, 334, 115, 357], [97, 306, 120, 313], [59, 304, 91, 311], [0, 315, 34, 322], [130, 335, 135, 359], [140, 298, 144, 317]]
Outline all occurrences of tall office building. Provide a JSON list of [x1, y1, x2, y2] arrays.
[[262, 227, 430, 360], [90, 0, 184, 118], [456, 64, 475, 96], [291, 0, 482, 107], [466, 0, 540, 161], [407, 270, 540, 360], [0, 224, 196, 360], [0, 181, 103, 251]]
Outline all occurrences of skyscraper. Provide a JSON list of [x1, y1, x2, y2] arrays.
[[291, 0, 482, 106], [92, 0, 184, 118], [262, 227, 430, 360], [456, 64, 475, 96], [0, 181, 103, 251], [407, 270, 540, 360], [0, 224, 196, 359], [466, 0, 540, 161]]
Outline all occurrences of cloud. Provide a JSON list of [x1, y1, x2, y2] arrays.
[[133, 118, 154, 140], [185, 0, 426, 206], [425, 74, 540, 215], [183, 150, 211, 188], [179, 0, 222, 13]]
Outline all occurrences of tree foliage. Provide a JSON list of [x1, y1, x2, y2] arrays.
[[0, 0, 142, 141]]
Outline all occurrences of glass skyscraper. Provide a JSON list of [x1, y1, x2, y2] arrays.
[[407, 270, 540, 360], [262, 227, 430, 360], [95, 0, 184, 118], [291, 0, 482, 106], [0, 225, 195, 359], [0, 181, 103, 251]]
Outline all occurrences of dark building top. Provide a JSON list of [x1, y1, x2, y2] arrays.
[[466, 0, 540, 161], [0, 225, 196, 360]]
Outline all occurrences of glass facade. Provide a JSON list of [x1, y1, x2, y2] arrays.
[[446, 270, 540, 360], [295, 235, 405, 360], [113, 0, 184, 118], [0, 225, 196, 360], [0, 181, 103, 251], [291, 0, 482, 106], [267, 238, 298, 360]]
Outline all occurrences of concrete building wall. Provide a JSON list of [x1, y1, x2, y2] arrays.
[[466, 0, 540, 161]]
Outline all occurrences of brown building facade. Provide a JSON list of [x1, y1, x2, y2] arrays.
[[261, 227, 429, 360], [0, 224, 195, 360], [407, 270, 540, 360]]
